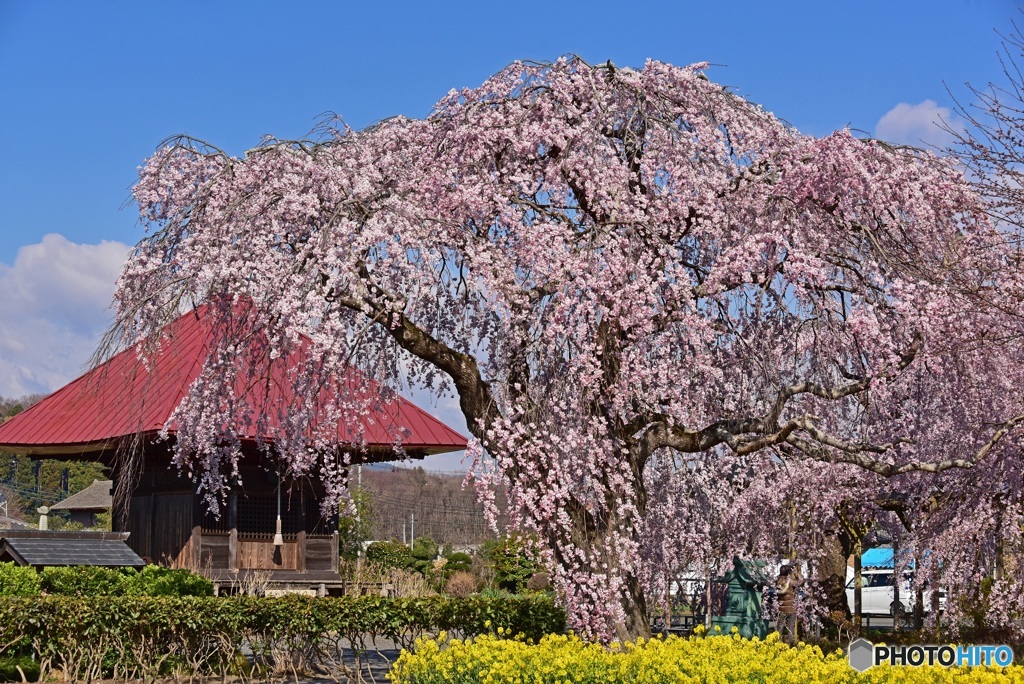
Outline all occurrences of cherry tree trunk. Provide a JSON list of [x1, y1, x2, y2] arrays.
[[818, 535, 852, 619], [621, 573, 651, 641]]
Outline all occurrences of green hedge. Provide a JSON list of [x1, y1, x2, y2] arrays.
[[0, 563, 213, 597], [38, 565, 134, 596], [0, 594, 565, 681]]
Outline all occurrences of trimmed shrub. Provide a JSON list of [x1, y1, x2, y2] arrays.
[[0, 562, 40, 597], [131, 565, 213, 596], [482, 534, 539, 593], [38, 565, 133, 596], [366, 540, 414, 570], [446, 552, 473, 574], [412, 537, 439, 562], [6, 564, 214, 598]]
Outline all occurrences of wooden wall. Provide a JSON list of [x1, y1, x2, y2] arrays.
[[238, 538, 299, 570], [120, 450, 341, 581], [198, 531, 229, 569], [306, 536, 337, 572], [124, 492, 193, 565]]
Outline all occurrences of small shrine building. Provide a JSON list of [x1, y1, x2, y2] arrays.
[[0, 303, 467, 593]]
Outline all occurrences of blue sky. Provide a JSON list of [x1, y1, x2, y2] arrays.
[[0, 0, 1019, 469]]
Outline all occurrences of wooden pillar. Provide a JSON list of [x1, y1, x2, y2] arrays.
[[331, 531, 339, 573], [298, 484, 307, 572], [190, 525, 203, 570], [228, 488, 238, 571], [148, 493, 158, 561]]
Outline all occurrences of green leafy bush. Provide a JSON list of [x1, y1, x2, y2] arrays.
[[445, 552, 473, 574], [0, 562, 40, 597], [482, 535, 540, 593], [0, 656, 39, 683], [38, 565, 133, 596], [407, 537, 440, 576], [131, 565, 213, 596], [366, 539, 413, 569], [412, 536, 439, 562]]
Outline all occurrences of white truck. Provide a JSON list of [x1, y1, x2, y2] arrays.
[[845, 568, 945, 617]]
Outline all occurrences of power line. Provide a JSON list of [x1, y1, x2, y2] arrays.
[[0, 477, 65, 502], [365, 492, 489, 516]]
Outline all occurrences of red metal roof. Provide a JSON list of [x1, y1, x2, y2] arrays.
[[0, 304, 467, 458]]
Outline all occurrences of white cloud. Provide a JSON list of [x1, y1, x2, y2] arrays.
[[875, 100, 964, 149], [0, 234, 130, 398]]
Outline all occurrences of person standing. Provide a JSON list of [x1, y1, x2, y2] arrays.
[[776, 562, 803, 644]]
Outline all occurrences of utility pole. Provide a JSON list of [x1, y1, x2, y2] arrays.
[[410, 512, 415, 549]]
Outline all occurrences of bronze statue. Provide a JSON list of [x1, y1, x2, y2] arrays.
[[712, 556, 770, 639]]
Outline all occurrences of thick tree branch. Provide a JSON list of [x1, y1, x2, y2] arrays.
[[785, 412, 1024, 476], [332, 284, 497, 442]]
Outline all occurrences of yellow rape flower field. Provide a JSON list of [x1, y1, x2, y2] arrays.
[[389, 628, 1024, 684]]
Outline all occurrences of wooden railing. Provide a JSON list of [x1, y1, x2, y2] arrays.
[[189, 527, 338, 574]]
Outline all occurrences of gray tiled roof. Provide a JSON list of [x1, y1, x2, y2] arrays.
[[1, 537, 144, 567], [49, 480, 112, 511]]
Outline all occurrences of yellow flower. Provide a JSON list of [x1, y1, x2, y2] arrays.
[[388, 630, 1024, 684]]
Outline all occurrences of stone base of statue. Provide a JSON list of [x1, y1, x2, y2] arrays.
[[710, 614, 769, 639]]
